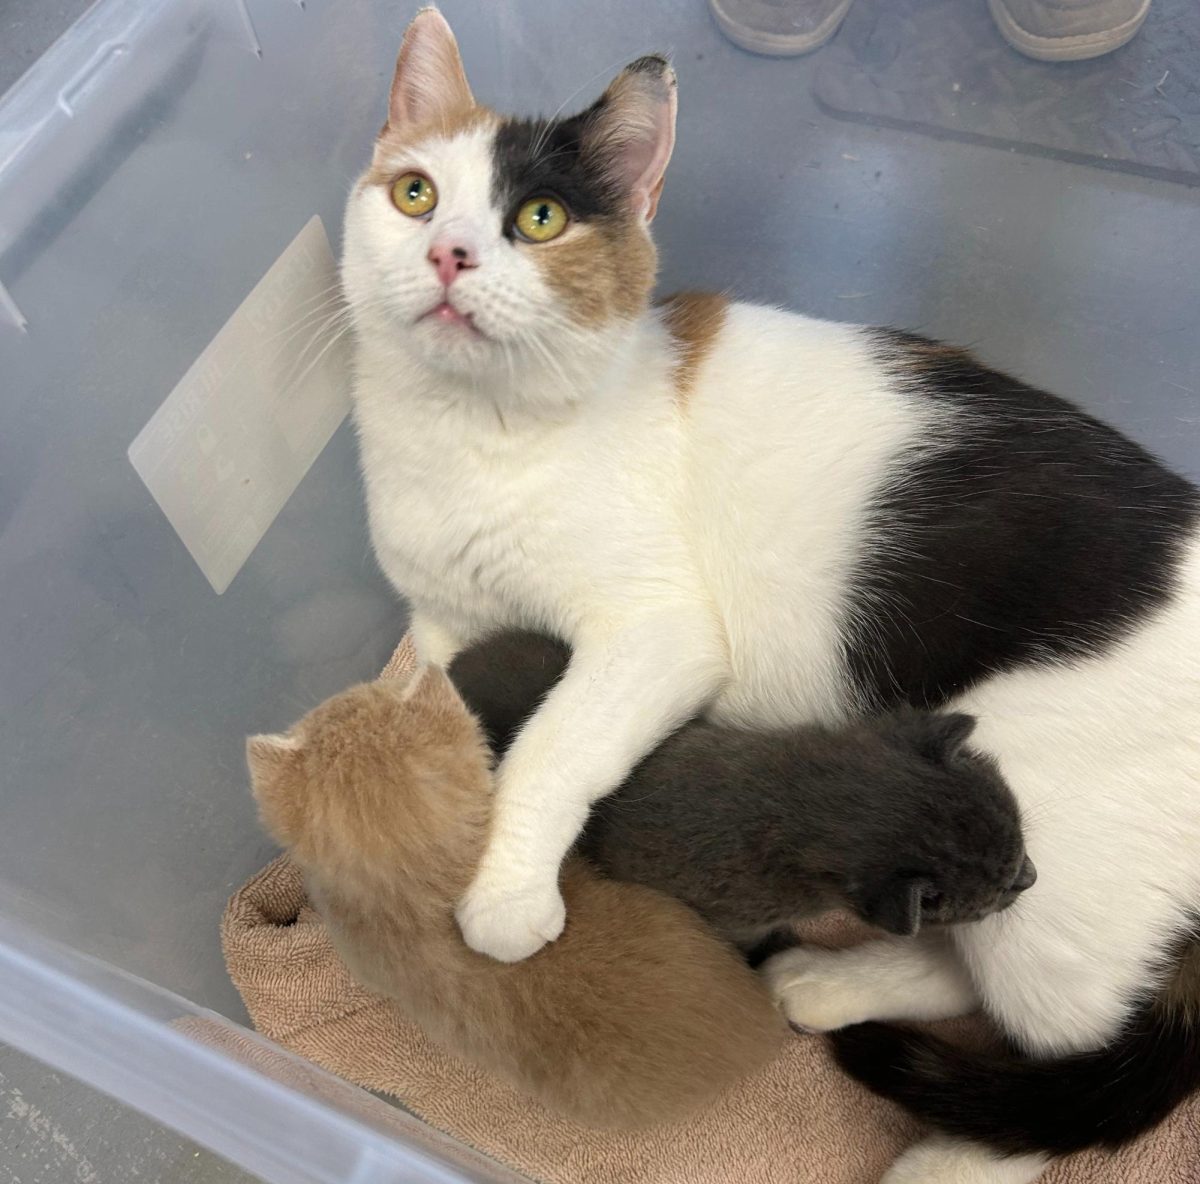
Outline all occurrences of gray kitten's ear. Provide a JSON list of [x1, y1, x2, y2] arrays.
[[585, 56, 677, 221], [908, 711, 977, 764], [388, 8, 475, 133], [852, 875, 932, 937]]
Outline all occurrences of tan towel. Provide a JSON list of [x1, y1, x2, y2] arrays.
[[221, 638, 1199, 1184]]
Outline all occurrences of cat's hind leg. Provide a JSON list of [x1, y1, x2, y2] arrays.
[[761, 932, 977, 1032], [883, 1138, 1046, 1184]]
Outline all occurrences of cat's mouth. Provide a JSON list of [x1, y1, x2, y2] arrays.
[[420, 300, 484, 338]]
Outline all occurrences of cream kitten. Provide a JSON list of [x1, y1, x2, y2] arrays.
[[247, 665, 785, 1128]]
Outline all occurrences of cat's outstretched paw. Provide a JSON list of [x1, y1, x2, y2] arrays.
[[456, 874, 565, 963], [883, 1137, 1047, 1184], [760, 946, 874, 1032]]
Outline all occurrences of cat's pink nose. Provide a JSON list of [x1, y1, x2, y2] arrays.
[[428, 241, 478, 288]]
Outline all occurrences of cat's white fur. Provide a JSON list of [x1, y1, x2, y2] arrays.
[[761, 932, 979, 1033], [884, 1138, 1047, 1184], [344, 14, 1200, 1180], [769, 534, 1200, 1052], [348, 264, 946, 957]]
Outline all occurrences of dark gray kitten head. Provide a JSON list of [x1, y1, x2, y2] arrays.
[[838, 709, 1034, 937]]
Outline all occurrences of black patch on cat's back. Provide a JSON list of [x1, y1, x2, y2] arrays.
[[490, 107, 622, 235], [844, 329, 1199, 709]]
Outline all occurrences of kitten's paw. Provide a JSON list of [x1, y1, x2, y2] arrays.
[[456, 875, 565, 963], [760, 946, 874, 1032], [883, 1138, 1047, 1184]]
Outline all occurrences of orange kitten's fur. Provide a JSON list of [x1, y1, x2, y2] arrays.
[[246, 665, 785, 1128]]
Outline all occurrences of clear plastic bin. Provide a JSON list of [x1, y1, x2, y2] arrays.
[[1, 0, 1196, 1181]]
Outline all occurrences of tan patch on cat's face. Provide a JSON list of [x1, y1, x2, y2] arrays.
[[360, 106, 499, 190], [531, 218, 657, 328], [656, 291, 728, 406]]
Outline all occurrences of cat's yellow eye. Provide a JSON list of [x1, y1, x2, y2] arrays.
[[392, 172, 438, 218], [514, 196, 569, 243]]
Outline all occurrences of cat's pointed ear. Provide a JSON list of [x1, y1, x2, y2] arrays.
[[585, 55, 677, 221], [851, 875, 932, 937], [388, 8, 475, 133], [406, 663, 470, 715], [902, 711, 977, 764], [246, 733, 303, 844], [246, 732, 301, 781]]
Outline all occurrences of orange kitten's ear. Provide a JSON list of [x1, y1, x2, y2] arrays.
[[388, 8, 475, 133], [246, 733, 301, 780], [587, 56, 677, 221], [405, 663, 469, 714], [246, 733, 303, 844]]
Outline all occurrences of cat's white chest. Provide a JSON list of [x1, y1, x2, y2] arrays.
[[354, 379, 695, 641], [360, 416, 551, 625]]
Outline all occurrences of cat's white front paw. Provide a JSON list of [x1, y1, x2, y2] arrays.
[[760, 946, 874, 1032], [883, 1138, 1047, 1184], [456, 873, 565, 963]]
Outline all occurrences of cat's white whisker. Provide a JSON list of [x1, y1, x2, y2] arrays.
[[529, 51, 639, 161], [282, 320, 354, 392]]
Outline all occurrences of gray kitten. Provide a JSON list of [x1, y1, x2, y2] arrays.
[[449, 631, 1036, 951]]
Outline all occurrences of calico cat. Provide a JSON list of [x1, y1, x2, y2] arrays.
[[342, 10, 1200, 1180], [449, 629, 1037, 949], [245, 664, 785, 1129]]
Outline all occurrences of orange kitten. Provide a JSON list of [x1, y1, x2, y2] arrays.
[[246, 664, 785, 1128]]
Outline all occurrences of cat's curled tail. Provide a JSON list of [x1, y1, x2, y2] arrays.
[[830, 938, 1200, 1156]]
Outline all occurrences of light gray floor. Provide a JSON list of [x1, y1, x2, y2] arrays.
[[0, 1044, 252, 1184], [1, 0, 1198, 1182]]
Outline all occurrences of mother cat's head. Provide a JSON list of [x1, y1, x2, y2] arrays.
[[341, 8, 674, 397]]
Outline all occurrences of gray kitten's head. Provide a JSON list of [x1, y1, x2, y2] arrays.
[[842, 711, 1035, 937]]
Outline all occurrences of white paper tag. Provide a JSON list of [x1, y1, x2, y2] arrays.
[[128, 216, 350, 593]]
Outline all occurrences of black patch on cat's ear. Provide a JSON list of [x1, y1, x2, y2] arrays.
[[852, 875, 931, 936], [583, 56, 677, 220], [490, 53, 676, 229]]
